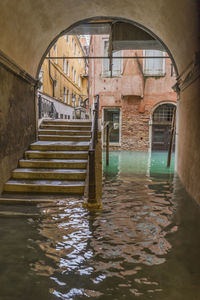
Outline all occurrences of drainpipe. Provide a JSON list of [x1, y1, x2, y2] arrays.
[[49, 51, 55, 97]]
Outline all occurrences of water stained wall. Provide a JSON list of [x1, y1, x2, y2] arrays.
[[0, 64, 36, 193]]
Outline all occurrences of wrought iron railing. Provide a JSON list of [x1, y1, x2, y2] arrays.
[[38, 94, 58, 119], [88, 95, 99, 203]]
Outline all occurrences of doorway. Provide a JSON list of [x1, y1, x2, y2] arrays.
[[103, 108, 121, 144]]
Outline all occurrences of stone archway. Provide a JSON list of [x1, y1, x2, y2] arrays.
[[0, 1, 199, 203]]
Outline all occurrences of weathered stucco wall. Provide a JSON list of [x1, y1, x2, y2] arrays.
[[178, 79, 200, 204], [0, 64, 36, 194], [89, 35, 177, 151]]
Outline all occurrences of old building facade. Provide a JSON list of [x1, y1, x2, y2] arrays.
[[39, 35, 88, 108], [89, 35, 177, 151]]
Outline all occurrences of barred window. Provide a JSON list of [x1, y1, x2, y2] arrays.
[[153, 104, 176, 123]]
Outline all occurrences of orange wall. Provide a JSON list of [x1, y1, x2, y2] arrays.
[[40, 35, 88, 107]]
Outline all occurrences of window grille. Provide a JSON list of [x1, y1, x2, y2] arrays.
[[153, 104, 175, 123]]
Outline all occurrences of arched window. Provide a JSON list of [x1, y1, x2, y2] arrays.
[[153, 104, 176, 123], [152, 103, 176, 151]]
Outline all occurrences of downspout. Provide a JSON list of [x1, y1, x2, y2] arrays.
[[49, 50, 55, 97]]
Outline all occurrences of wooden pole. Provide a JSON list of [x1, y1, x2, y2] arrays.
[[167, 108, 176, 167], [106, 124, 110, 166], [88, 149, 96, 203]]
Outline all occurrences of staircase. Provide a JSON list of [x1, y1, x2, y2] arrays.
[[3, 119, 91, 195]]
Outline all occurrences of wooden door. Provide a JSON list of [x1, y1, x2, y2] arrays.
[[152, 124, 175, 151]]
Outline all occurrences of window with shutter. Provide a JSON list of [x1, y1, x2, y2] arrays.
[[112, 50, 122, 76], [67, 89, 69, 104], [102, 39, 122, 77], [38, 70, 43, 92], [63, 57, 66, 73], [53, 44, 57, 64], [64, 87, 66, 103], [144, 50, 165, 76]]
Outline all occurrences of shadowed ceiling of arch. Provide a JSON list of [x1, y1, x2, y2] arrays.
[[0, 0, 198, 77]]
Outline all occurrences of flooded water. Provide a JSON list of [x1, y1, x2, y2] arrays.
[[0, 151, 200, 300]]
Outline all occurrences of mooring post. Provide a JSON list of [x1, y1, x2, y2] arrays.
[[88, 149, 96, 203], [167, 107, 176, 167], [106, 124, 110, 166]]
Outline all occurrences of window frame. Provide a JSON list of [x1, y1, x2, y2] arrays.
[[63, 86, 67, 103], [67, 89, 70, 105], [53, 44, 57, 64], [143, 50, 166, 76], [63, 57, 66, 73], [66, 61, 69, 76], [101, 38, 123, 78], [102, 107, 121, 146]]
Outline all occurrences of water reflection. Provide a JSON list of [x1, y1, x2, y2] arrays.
[[0, 151, 200, 300], [103, 150, 175, 176]]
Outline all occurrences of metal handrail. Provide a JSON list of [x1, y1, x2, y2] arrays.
[[90, 96, 99, 151], [38, 94, 58, 119], [88, 95, 99, 203]]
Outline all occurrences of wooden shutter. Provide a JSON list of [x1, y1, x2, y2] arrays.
[[112, 50, 122, 76], [144, 50, 165, 75], [103, 40, 110, 76]]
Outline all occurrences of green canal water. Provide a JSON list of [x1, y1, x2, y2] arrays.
[[0, 151, 200, 300]]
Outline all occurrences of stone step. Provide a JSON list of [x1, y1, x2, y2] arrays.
[[38, 135, 91, 142], [30, 141, 90, 151], [38, 129, 91, 136], [25, 150, 88, 159], [12, 168, 86, 180], [19, 159, 87, 169], [0, 193, 81, 201], [42, 120, 92, 126], [40, 125, 91, 131], [4, 180, 85, 194]]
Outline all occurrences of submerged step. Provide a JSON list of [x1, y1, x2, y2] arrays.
[[4, 179, 85, 194], [30, 141, 90, 151], [42, 120, 92, 126], [40, 125, 91, 131], [12, 168, 86, 180], [38, 135, 91, 142], [38, 129, 91, 136], [25, 150, 88, 159], [19, 159, 88, 169]]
